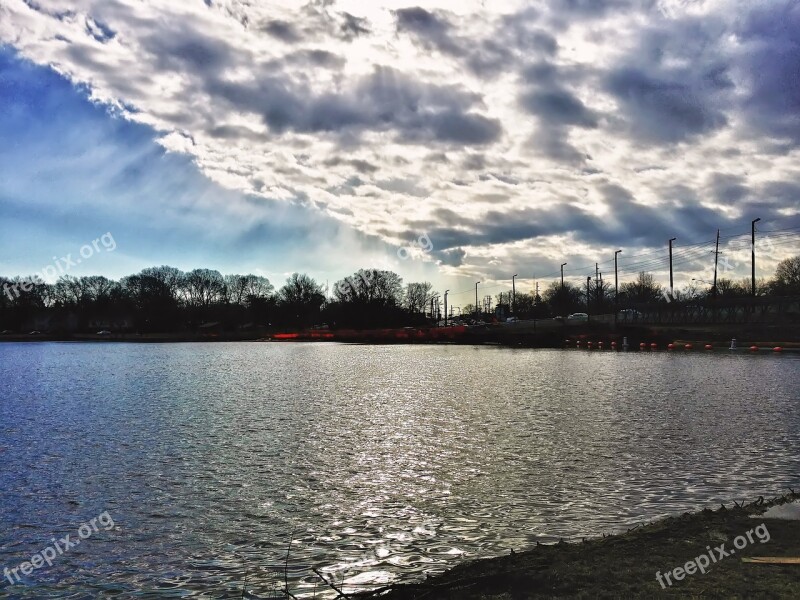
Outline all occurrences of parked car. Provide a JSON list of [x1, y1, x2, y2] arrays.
[[618, 309, 642, 318], [28, 330, 42, 335], [506, 316, 519, 323], [96, 330, 112, 335], [567, 312, 589, 321]]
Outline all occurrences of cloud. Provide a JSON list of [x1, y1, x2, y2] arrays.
[[736, 1, 800, 143], [261, 19, 302, 42], [605, 66, 728, 143], [395, 7, 461, 55], [521, 89, 598, 128], [1, 0, 799, 291]]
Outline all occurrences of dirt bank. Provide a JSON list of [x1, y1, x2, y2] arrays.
[[368, 492, 800, 599]]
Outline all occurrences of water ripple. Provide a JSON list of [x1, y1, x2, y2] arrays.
[[1, 343, 798, 598]]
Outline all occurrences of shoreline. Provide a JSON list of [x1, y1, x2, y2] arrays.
[[2, 335, 799, 350], [2, 320, 799, 349], [361, 491, 800, 599]]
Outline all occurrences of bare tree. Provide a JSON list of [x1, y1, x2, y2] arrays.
[[403, 282, 432, 313], [184, 269, 226, 308], [772, 255, 800, 295], [619, 271, 663, 303], [333, 269, 404, 306], [225, 274, 274, 306], [279, 273, 325, 308]]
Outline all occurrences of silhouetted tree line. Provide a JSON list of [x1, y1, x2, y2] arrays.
[[1, 256, 798, 333], [533, 256, 800, 316], [466, 256, 800, 319], [0, 266, 439, 333]]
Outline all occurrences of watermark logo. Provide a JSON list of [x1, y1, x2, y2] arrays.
[[655, 522, 770, 589], [3, 233, 116, 302], [332, 232, 433, 298], [3, 511, 115, 585], [396, 232, 433, 261]]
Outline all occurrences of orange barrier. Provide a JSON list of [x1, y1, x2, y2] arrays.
[[273, 332, 300, 340]]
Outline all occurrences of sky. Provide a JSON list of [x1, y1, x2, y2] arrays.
[[1, 0, 799, 305]]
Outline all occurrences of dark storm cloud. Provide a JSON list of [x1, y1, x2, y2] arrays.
[[733, 181, 800, 226], [395, 7, 461, 55], [395, 7, 447, 33], [708, 173, 749, 204], [432, 247, 466, 267], [85, 17, 115, 43], [208, 124, 262, 140], [601, 184, 722, 245], [462, 153, 487, 171], [532, 129, 589, 166], [520, 89, 598, 128], [517, 57, 599, 164], [20, 0, 76, 21], [597, 15, 739, 145], [261, 7, 369, 43], [408, 178, 745, 252], [340, 12, 370, 38], [205, 66, 501, 145], [141, 25, 238, 73], [394, 6, 553, 78], [605, 67, 728, 143], [323, 157, 379, 174], [736, 2, 800, 144], [284, 49, 345, 69], [261, 20, 302, 42], [560, 0, 643, 17]]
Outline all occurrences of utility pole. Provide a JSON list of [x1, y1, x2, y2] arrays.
[[712, 229, 720, 299], [669, 237, 676, 298], [614, 250, 621, 322], [475, 281, 480, 315], [599, 272, 603, 305], [751, 217, 761, 298], [444, 289, 449, 326], [561, 263, 567, 289], [512, 274, 517, 315], [587, 276, 591, 318], [595, 262, 599, 308]]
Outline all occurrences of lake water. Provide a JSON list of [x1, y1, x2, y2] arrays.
[[1, 342, 799, 598]]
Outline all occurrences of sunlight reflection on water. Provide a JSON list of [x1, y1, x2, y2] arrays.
[[0, 342, 798, 597]]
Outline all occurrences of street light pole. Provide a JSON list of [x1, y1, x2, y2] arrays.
[[475, 281, 480, 316], [511, 274, 517, 315], [614, 250, 621, 319], [444, 290, 449, 326], [669, 237, 676, 298], [712, 229, 720, 299], [751, 217, 761, 298], [587, 276, 591, 318], [561, 263, 567, 289]]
